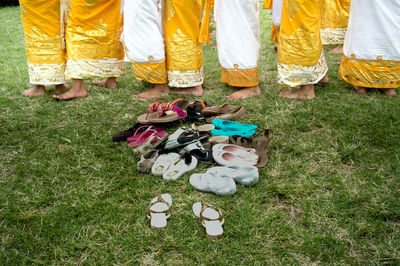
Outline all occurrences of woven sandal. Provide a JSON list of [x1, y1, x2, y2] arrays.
[[192, 202, 224, 238], [147, 194, 172, 230]]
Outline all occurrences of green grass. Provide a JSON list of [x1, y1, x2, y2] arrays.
[[1, 4, 400, 265]]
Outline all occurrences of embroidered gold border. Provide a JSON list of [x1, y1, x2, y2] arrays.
[[339, 55, 400, 89], [221, 67, 259, 87], [131, 61, 168, 84]]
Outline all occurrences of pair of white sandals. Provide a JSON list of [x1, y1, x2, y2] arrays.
[[190, 166, 259, 195], [151, 152, 198, 180], [147, 194, 224, 238]]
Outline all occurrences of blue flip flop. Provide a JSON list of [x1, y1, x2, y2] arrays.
[[211, 119, 257, 137]]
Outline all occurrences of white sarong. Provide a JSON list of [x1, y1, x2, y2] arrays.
[[339, 0, 400, 88], [214, 0, 260, 87]]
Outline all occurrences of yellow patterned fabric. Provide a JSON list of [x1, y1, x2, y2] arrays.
[[270, 24, 279, 43], [65, 0, 125, 79], [264, 0, 273, 9], [221, 67, 259, 87], [164, 0, 204, 87], [131, 60, 168, 84], [320, 0, 351, 45], [339, 56, 400, 89], [20, 0, 68, 85], [278, 0, 328, 86]]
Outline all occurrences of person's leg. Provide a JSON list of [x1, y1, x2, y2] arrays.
[[123, 0, 169, 100], [20, 0, 67, 96], [321, 0, 350, 48], [165, 0, 204, 96], [63, 0, 125, 99], [329, 44, 344, 54], [22, 85, 46, 96], [277, 0, 328, 99], [92, 77, 118, 89], [338, 0, 400, 95], [215, 0, 261, 100], [53, 79, 88, 100], [381, 88, 397, 97]]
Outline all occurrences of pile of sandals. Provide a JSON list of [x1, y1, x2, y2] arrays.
[[112, 98, 272, 237]]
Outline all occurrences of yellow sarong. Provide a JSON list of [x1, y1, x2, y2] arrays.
[[65, 0, 125, 79], [20, 0, 69, 85], [164, 0, 204, 87], [277, 0, 328, 87], [320, 0, 351, 45]]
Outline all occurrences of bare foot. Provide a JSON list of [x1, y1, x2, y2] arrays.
[[54, 84, 69, 95], [53, 79, 88, 101], [354, 86, 367, 94], [226, 86, 261, 101], [92, 77, 117, 89], [318, 74, 329, 85], [22, 85, 45, 96], [279, 84, 315, 100], [329, 45, 344, 54], [134, 83, 169, 100], [381, 88, 396, 97], [170, 85, 203, 96]]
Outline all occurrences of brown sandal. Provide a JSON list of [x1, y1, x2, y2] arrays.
[[202, 103, 230, 116], [253, 129, 272, 168]]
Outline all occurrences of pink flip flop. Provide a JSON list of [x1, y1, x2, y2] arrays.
[[127, 126, 166, 148]]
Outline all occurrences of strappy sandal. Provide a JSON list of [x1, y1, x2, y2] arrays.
[[185, 100, 208, 122], [137, 98, 187, 124], [192, 202, 225, 238], [180, 140, 213, 162], [147, 194, 172, 230], [229, 135, 254, 148], [127, 126, 166, 148], [133, 132, 168, 156], [171, 98, 190, 110]]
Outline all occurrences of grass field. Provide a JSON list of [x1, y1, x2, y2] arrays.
[[1, 4, 400, 265]]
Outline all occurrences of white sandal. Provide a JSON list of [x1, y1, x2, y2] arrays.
[[147, 194, 172, 230], [192, 202, 224, 238], [163, 153, 198, 180], [151, 153, 180, 176]]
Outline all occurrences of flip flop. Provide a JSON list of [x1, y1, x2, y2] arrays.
[[137, 103, 187, 124], [163, 153, 198, 180], [189, 172, 236, 195], [192, 202, 225, 238], [147, 194, 172, 230], [209, 135, 229, 145], [191, 123, 215, 133], [211, 119, 257, 137], [151, 152, 180, 176]]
